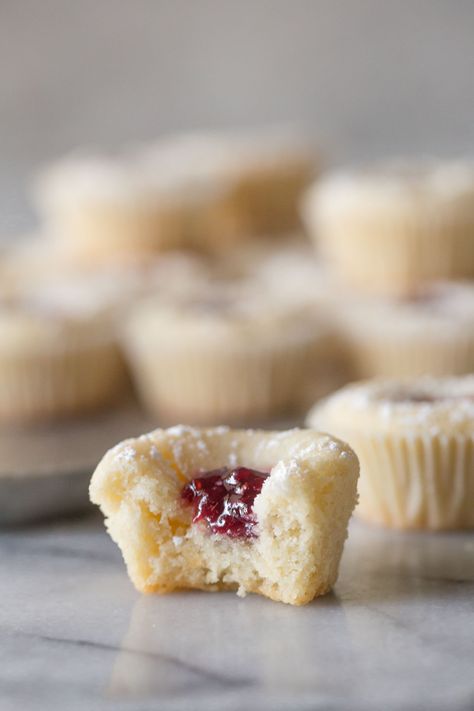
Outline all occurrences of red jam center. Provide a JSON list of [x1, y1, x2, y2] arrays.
[[181, 466, 269, 538]]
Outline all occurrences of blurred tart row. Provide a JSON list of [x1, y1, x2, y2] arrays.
[[33, 139, 474, 294], [1, 240, 474, 425], [34, 129, 318, 262]]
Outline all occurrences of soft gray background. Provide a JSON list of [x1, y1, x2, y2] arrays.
[[1, 0, 473, 234]]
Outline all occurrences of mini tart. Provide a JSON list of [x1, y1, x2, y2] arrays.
[[144, 130, 317, 247], [34, 152, 223, 263], [0, 287, 126, 423], [123, 286, 330, 425], [307, 377, 474, 530], [89, 426, 359, 605], [336, 282, 474, 378], [303, 160, 474, 295]]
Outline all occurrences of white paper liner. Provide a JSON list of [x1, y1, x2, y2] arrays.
[[310, 205, 474, 295], [0, 340, 126, 422], [125, 338, 319, 425], [349, 432, 474, 529]]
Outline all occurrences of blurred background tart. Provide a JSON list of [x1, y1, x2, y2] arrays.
[[307, 376, 474, 530], [123, 282, 331, 425], [334, 281, 474, 379], [303, 159, 474, 295], [0, 280, 127, 423]]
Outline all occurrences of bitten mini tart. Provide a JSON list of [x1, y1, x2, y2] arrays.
[[0, 284, 126, 423], [89, 426, 359, 604], [335, 282, 474, 378], [303, 160, 474, 294], [307, 377, 474, 530], [123, 286, 330, 425]]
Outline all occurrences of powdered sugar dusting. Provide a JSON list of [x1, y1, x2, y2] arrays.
[[228, 438, 239, 468], [149, 445, 161, 461], [311, 376, 474, 435], [166, 424, 202, 437], [116, 444, 138, 465]]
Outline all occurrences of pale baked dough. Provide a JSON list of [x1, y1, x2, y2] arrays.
[[307, 377, 474, 529], [89, 426, 359, 605]]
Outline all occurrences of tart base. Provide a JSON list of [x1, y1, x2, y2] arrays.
[[352, 433, 474, 530]]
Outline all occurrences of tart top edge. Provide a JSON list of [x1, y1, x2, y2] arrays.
[[89, 425, 359, 512], [307, 376, 474, 436]]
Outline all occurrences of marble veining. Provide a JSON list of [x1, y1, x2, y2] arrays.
[[1, 514, 473, 711]]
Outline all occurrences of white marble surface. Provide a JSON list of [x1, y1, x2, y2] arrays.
[[1, 515, 473, 711]]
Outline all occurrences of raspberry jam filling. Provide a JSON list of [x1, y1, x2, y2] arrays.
[[181, 467, 269, 538]]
